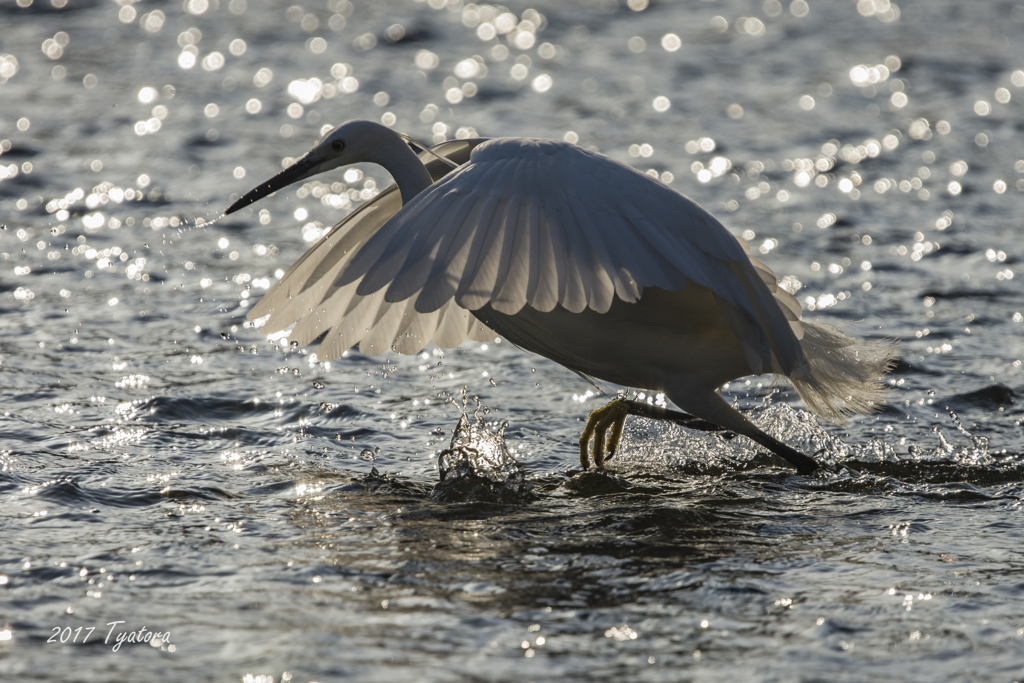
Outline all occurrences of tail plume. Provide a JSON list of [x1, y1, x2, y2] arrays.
[[787, 321, 898, 423]]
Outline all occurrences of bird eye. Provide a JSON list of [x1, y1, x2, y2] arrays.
[[331, 140, 345, 153]]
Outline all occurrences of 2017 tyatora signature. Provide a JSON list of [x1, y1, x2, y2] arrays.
[[48, 621, 173, 652]]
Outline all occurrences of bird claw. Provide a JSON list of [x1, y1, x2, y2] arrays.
[[578, 399, 630, 470]]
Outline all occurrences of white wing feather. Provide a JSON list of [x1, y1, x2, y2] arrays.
[[248, 136, 804, 373], [336, 138, 803, 374], [245, 140, 495, 361]]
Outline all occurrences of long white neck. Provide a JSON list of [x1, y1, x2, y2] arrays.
[[373, 130, 433, 205]]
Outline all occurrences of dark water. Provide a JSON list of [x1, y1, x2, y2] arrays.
[[2, 0, 1023, 681]]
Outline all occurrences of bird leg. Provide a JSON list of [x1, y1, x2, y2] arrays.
[[615, 399, 731, 434], [578, 399, 631, 470], [579, 398, 733, 470]]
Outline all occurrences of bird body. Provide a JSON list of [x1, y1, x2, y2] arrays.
[[227, 120, 896, 474], [475, 285, 751, 398]]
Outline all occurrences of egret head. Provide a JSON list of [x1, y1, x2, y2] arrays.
[[225, 119, 413, 215]]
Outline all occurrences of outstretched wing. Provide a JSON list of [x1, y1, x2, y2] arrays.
[[246, 139, 496, 360], [336, 138, 805, 376]]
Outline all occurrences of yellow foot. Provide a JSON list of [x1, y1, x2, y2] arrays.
[[578, 399, 630, 470]]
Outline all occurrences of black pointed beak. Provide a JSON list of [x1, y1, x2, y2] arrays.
[[225, 154, 319, 215]]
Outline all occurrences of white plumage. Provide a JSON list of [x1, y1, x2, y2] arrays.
[[244, 138, 497, 358], [227, 120, 896, 474]]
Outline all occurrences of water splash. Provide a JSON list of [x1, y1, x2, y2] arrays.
[[620, 394, 1005, 475], [613, 394, 837, 472], [193, 215, 220, 229], [430, 395, 532, 504], [750, 399, 852, 467], [908, 409, 991, 465]]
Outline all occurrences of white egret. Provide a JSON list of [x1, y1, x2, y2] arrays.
[[226, 120, 896, 475]]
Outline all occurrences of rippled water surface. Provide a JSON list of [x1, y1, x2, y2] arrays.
[[2, 0, 1024, 681]]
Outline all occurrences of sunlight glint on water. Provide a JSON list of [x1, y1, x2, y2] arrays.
[[0, 0, 1023, 681]]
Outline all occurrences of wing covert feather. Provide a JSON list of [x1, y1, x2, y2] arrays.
[[526, 201, 558, 312], [490, 199, 530, 314]]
